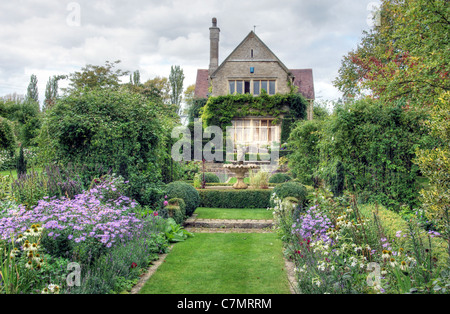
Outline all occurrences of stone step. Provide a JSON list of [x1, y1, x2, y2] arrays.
[[184, 217, 274, 230]]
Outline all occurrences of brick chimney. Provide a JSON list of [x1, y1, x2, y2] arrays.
[[209, 17, 220, 76]]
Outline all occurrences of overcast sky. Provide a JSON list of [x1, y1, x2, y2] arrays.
[[0, 0, 380, 105]]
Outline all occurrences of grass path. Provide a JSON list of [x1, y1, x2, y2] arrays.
[[138, 233, 291, 294], [193, 207, 272, 220]]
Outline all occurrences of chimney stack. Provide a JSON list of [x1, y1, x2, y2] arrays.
[[209, 17, 220, 76]]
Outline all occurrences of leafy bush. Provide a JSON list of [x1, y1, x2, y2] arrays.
[[249, 170, 269, 189], [198, 189, 272, 208], [0, 117, 17, 156], [165, 181, 200, 216], [203, 172, 220, 183], [39, 89, 175, 206], [0, 150, 16, 171], [271, 181, 308, 207], [269, 173, 292, 184], [162, 198, 186, 225]]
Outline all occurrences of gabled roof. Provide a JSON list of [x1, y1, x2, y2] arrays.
[[194, 69, 209, 98], [194, 30, 315, 100], [290, 69, 315, 100], [210, 30, 291, 78]]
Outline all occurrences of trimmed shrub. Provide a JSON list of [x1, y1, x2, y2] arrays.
[[269, 173, 292, 184], [271, 181, 308, 207], [165, 198, 186, 225], [198, 189, 272, 208], [166, 181, 200, 216], [203, 172, 220, 183]]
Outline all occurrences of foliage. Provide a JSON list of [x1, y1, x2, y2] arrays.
[[323, 99, 434, 209], [198, 189, 272, 209], [414, 92, 450, 254], [165, 181, 200, 216], [164, 218, 193, 243], [187, 98, 207, 124], [287, 119, 322, 186], [203, 172, 220, 183], [272, 189, 448, 294], [333, 0, 449, 106], [63, 60, 130, 93], [201, 93, 308, 129], [269, 173, 291, 184], [249, 170, 269, 189], [162, 198, 186, 225], [0, 117, 17, 156], [270, 181, 308, 208], [10, 171, 48, 210], [26, 74, 39, 104], [169, 65, 185, 115], [16, 146, 27, 176], [39, 88, 176, 206]]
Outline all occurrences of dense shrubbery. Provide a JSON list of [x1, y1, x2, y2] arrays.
[[268, 173, 292, 184], [198, 189, 272, 209], [165, 181, 200, 216], [37, 89, 181, 207], [270, 181, 308, 208], [288, 99, 434, 210]]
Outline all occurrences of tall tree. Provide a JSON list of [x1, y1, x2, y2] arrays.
[[142, 76, 171, 104], [44, 75, 64, 110], [183, 84, 196, 115], [333, 0, 449, 107], [64, 60, 129, 93], [169, 65, 185, 115], [26, 74, 39, 104]]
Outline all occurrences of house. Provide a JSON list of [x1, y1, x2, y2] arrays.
[[194, 18, 314, 158]]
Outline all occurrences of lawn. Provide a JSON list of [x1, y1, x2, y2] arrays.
[[0, 167, 43, 179], [139, 233, 290, 294], [193, 207, 273, 220]]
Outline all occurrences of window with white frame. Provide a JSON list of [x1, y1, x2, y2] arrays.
[[228, 80, 276, 95]]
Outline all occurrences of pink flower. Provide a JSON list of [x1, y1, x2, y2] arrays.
[[153, 212, 159, 217], [163, 201, 168, 206]]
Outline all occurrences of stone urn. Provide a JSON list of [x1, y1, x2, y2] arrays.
[[223, 162, 258, 189]]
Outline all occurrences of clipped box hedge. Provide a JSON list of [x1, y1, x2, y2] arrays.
[[198, 189, 273, 209]]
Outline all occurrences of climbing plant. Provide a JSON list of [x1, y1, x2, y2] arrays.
[[201, 92, 308, 130]]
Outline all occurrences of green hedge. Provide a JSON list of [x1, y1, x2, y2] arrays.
[[268, 173, 292, 184], [271, 181, 308, 207], [166, 181, 200, 216], [198, 189, 272, 208]]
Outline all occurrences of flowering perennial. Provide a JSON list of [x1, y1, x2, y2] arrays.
[[0, 182, 141, 249]]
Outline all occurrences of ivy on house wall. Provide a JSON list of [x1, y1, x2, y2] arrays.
[[200, 92, 308, 130]]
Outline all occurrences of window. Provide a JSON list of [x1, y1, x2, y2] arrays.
[[230, 118, 280, 146], [236, 81, 243, 94], [269, 80, 276, 95], [229, 80, 276, 95], [252, 80, 276, 95], [261, 81, 268, 93], [253, 81, 260, 95], [244, 81, 250, 94], [229, 80, 251, 94], [229, 81, 235, 94]]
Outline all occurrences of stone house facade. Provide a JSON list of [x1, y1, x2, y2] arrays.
[[194, 18, 315, 154]]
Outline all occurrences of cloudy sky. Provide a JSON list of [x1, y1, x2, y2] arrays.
[[0, 0, 380, 105]]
